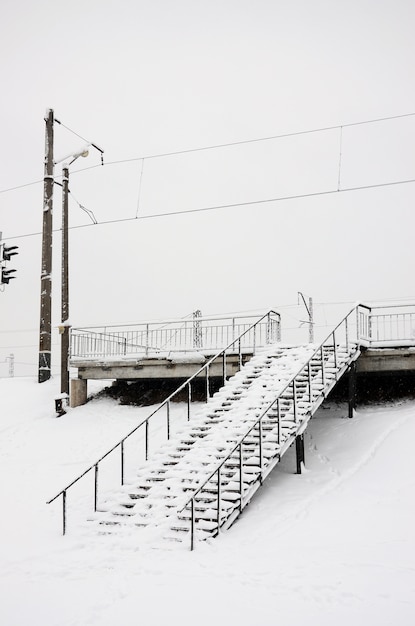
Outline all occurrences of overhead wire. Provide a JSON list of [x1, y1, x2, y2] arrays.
[[2, 110, 415, 194], [3, 175, 415, 242]]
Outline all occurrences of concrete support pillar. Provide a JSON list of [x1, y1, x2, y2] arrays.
[[70, 378, 88, 408]]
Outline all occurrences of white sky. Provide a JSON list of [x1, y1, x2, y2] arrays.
[[1, 0, 415, 375]]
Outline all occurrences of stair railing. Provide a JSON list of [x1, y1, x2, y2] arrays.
[[47, 309, 281, 534], [179, 302, 371, 549]]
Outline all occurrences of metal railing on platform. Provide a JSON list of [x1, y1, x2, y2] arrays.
[[368, 304, 415, 343], [70, 312, 281, 359]]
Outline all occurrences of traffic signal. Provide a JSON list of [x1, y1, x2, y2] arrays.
[[0, 240, 19, 286], [1, 268, 16, 284], [2, 245, 19, 261]]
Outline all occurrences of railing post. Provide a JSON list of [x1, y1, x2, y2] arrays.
[[217, 467, 221, 534], [190, 499, 195, 551], [368, 309, 373, 343], [145, 324, 149, 356], [94, 464, 98, 512], [239, 443, 243, 513], [222, 351, 227, 386], [206, 364, 210, 402], [187, 383, 191, 421], [232, 317, 236, 349], [238, 339, 242, 370], [333, 331, 338, 370], [167, 400, 170, 440], [277, 398, 281, 445], [121, 441, 125, 485], [345, 316, 349, 351], [308, 361, 312, 404], [277, 315, 281, 342], [266, 312, 271, 344], [145, 419, 149, 460], [320, 346, 326, 389], [62, 490, 67, 536], [293, 380, 297, 423], [259, 419, 263, 483]]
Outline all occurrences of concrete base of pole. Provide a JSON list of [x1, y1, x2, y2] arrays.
[[70, 378, 87, 408]]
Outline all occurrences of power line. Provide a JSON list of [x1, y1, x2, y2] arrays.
[[71, 110, 415, 170], [4, 176, 415, 242], [2, 110, 415, 195]]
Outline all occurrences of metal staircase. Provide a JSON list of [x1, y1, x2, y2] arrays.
[[48, 304, 371, 547]]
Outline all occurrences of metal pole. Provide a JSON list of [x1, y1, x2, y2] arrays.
[[190, 499, 195, 551], [121, 441, 125, 485], [62, 490, 66, 535], [296, 434, 305, 474], [39, 108, 54, 383], [60, 165, 70, 394], [348, 361, 357, 419], [187, 383, 191, 421]]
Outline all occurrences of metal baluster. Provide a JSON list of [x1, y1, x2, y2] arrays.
[[238, 339, 242, 370], [345, 317, 349, 351], [121, 441, 125, 485], [222, 351, 227, 385], [190, 499, 195, 551], [232, 317, 236, 350], [268, 318, 272, 344], [145, 419, 149, 460], [253, 325, 257, 354], [308, 361, 312, 404], [321, 346, 326, 389], [145, 324, 149, 356], [206, 364, 210, 402], [293, 380, 297, 423], [239, 443, 243, 513], [94, 464, 98, 512], [187, 383, 191, 421], [368, 311, 372, 342], [277, 398, 281, 445], [333, 331, 337, 370], [259, 419, 263, 483], [62, 490, 67, 535], [217, 467, 221, 534], [167, 400, 170, 440]]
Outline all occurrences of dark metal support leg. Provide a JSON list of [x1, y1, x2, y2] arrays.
[[296, 434, 305, 474], [348, 361, 357, 419]]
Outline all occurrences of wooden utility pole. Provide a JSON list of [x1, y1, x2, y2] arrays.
[[60, 165, 70, 394], [38, 109, 54, 383]]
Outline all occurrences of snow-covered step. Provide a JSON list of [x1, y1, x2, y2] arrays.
[[84, 340, 360, 544]]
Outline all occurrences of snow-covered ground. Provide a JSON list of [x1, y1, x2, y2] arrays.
[[1, 376, 414, 625]]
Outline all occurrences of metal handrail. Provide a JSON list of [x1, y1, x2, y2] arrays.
[[178, 303, 370, 545], [72, 311, 275, 331], [47, 309, 281, 533]]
